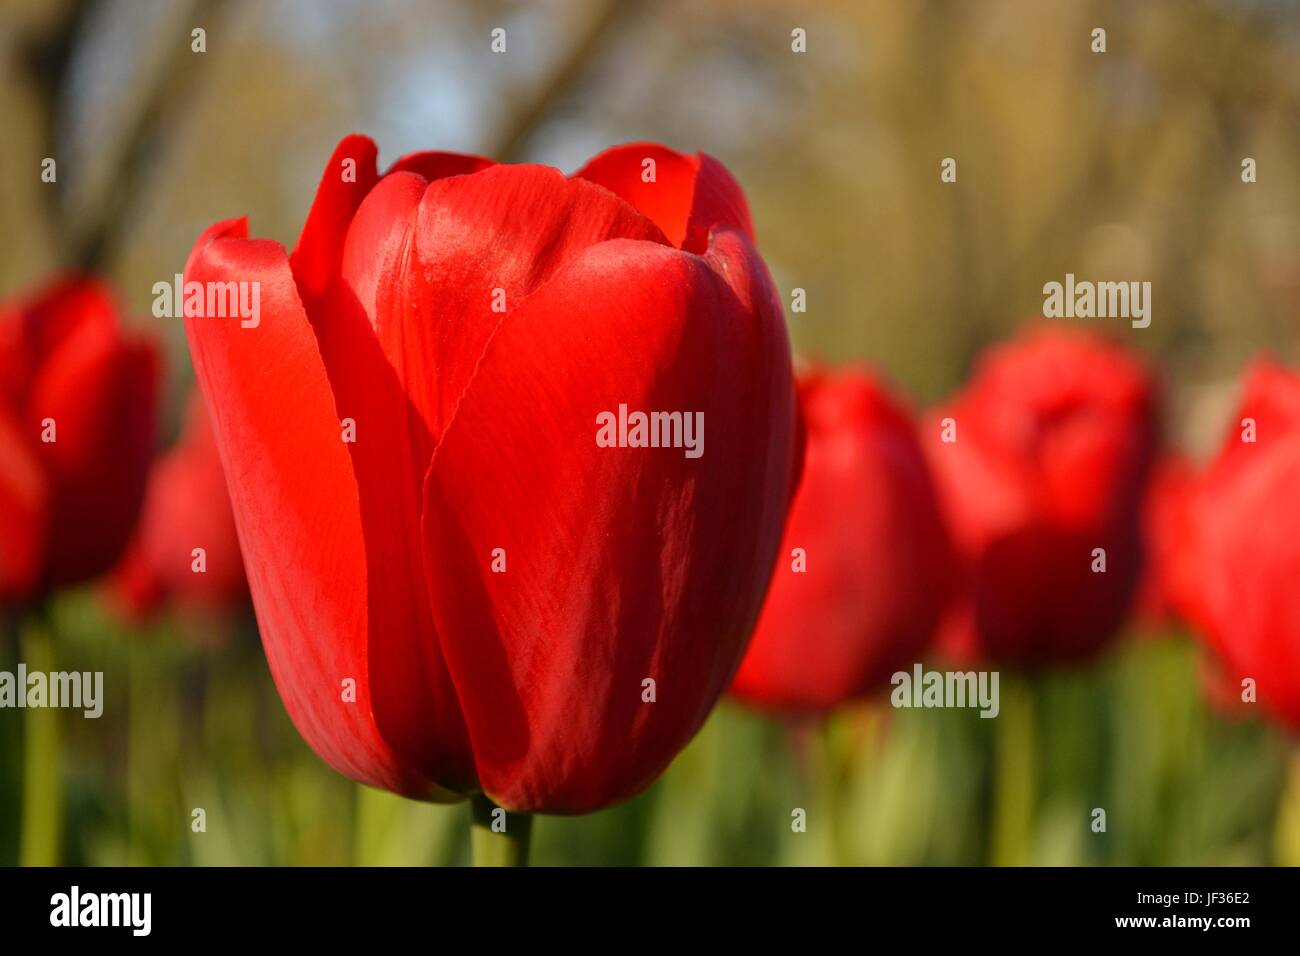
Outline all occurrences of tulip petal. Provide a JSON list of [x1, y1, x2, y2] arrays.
[[573, 143, 755, 253], [355, 163, 670, 448], [420, 227, 796, 812], [290, 134, 380, 304], [323, 166, 671, 789], [290, 137, 499, 306], [386, 149, 495, 181], [324, 171, 477, 791], [183, 218, 463, 798]]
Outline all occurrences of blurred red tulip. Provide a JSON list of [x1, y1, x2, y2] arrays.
[[1133, 454, 1196, 630], [0, 278, 157, 604], [926, 328, 1158, 667], [1180, 361, 1300, 730], [731, 366, 956, 712], [182, 135, 797, 811], [108, 390, 246, 620]]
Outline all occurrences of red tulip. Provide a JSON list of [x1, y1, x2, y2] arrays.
[[0, 278, 157, 604], [182, 135, 797, 811], [731, 366, 956, 712], [1180, 361, 1300, 730], [926, 328, 1158, 667], [108, 390, 246, 620]]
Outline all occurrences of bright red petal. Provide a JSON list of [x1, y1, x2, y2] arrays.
[[420, 228, 796, 812], [290, 134, 380, 304], [385, 149, 495, 181], [573, 143, 755, 254], [183, 218, 466, 798]]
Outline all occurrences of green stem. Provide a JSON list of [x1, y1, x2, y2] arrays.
[[470, 793, 532, 866], [1276, 747, 1300, 866], [19, 616, 61, 866], [127, 632, 181, 864], [812, 716, 844, 865], [990, 675, 1036, 867]]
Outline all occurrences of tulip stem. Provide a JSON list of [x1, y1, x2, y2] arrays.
[[19, 614, 62, 866], [990, 675, 1036, 866], [813, 717, 846, 866], [1275, 747, 1300, 866], [470, 794, 532, 866]]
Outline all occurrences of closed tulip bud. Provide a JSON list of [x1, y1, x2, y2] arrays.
[[182, 136, 797, 812], [1181, 361, 1300, 729], [926, 328, 1158, 667], [731, 366, 956, 712], [0, 278, 158, 604]]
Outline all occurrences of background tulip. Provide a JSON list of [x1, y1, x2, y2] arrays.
[[731, 366, 955, 712], [0, 278, 157, 605], [108, 390, 246, 623], [1180, 361, 1300, 730], [926, 328, 1158, 667], [183, 135, 797, 818]]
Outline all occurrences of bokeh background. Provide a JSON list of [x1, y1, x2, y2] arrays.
[[2, 0, 1299, 865]]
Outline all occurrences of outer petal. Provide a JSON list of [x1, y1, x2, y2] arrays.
[[420, 228, 796, 812], [573, 143, 755, 254], [289, 134, 380, 304], [183, 217, 461, 798]]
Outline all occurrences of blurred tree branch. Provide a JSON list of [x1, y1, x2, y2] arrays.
[[17, 0, 92, 255], [19, 0, 223, 272], [73, 0, 223, 272], [487, 0, 643, 162]]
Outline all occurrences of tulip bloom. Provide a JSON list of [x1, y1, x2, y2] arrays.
[[731, 367, 956, 712], [1180, 362, 1300, 730], [109, 391, 246, 619], [183, 135, 797, 812], [0, 278, 157, 604], [926, 328, 1158, 667]]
